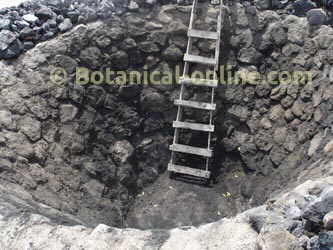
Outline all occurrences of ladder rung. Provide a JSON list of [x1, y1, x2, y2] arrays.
[[173, 121, 214, 132], [188, 29, 219, 40], [170, 143, 212, 157], [184, 54, 216, 66], [180, 77, 218, 88], [174, 99, 216, 110], [168, 163, 211, 179]]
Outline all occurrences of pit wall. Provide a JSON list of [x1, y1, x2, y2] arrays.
[[0, 2, 333, 227]]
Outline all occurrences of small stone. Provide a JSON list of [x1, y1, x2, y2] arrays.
[[274, 127, 287, 145], [60, 104, 78, 123], [323, 211, 333, 230], [256, 0, 271, 10], [314, 108, 323, 122], [292, 100, 304, 118], [67, 10, 80, 23], [269, 105, 285, 122], [307, 236, 320, 250], [20, 27, 36, 40], [107, 27, 125, 40], [284, 134, 297, 152], [0, 18, 11, 30], [14, 20, 30, 29], [285, 109, 294, 122], [324, 139, 333, 153], [128, 0, 139, 10], [260, 117, 272, 129], [59, 18, 73, 33], [308, 132, 323, 157], [36, 6, 55, 19], [138, 41, 160, 53], [238, 47, 262, 64], [23, 14, 39, 23], [95, 36, 112, 49]]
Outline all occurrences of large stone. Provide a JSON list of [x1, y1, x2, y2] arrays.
[[79, 47, 102, 69], [303, 187, 333, 223], [293, 0, 316, 16], [307, 9, 327, 26], [318, 232, 333, 248], [107, 27, 125, 40], [238, 47, 262, 64], [282, 43, 301, 57], [228, 105, 250, 122], [230, 29, 253, 48], [0, 110, 15, 130], [258, 228, 303, 250], [140, 88, 168, 112], [270, 23, 287, 46], [19, 116, 42, 142], [0, 30, 23, 59], [162, 44, 183, 61], [54, 55, 78, 74], [110, 50, 129, 70], [149, 31, 168, 46], [269, 146, 287, 166], [110, 140, 134, 163]]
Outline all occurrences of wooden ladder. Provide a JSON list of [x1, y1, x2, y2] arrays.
[[168, 0, 223, 180]]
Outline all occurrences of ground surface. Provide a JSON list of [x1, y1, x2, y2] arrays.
[[126, 168, 290, 229]]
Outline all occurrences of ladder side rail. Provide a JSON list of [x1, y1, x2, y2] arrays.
[[206, 1, 223, 172], [171, 0, 198, 165]]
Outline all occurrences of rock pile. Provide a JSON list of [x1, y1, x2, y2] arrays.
[[0, 0, 331, 59]]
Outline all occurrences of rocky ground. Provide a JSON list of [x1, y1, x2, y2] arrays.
[[2, 175, 333, 249], [1, 0, 333, 249]]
